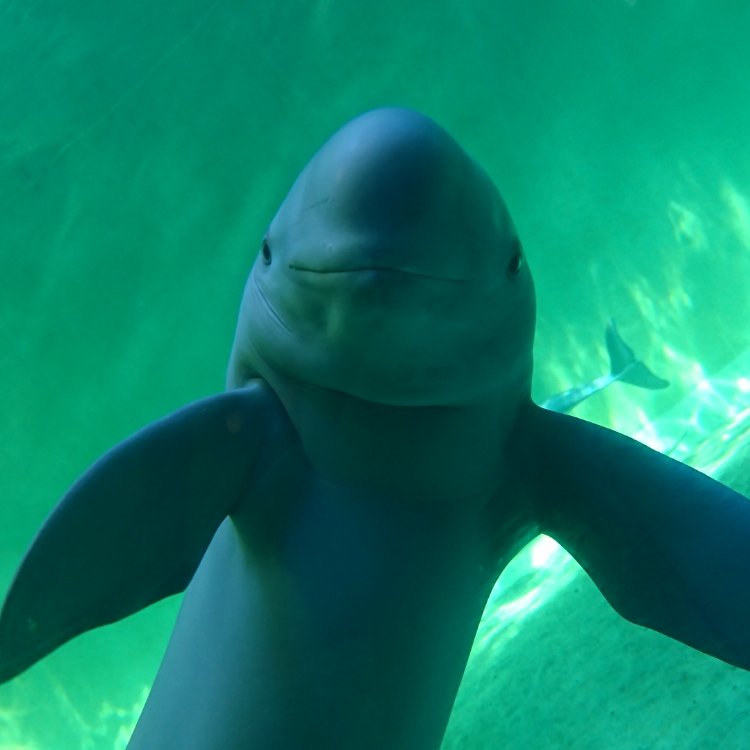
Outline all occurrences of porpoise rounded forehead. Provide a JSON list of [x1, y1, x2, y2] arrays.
[[272, 108, 516, 281], [308, 108, 461, 227]]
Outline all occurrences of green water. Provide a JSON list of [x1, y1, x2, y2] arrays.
[[2, 1, 750, 747]]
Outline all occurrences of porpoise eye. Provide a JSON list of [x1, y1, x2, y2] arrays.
[[507, 242, 524, 277], [261, 238, 272, 265]]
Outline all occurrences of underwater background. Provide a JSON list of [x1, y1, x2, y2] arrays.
[[2, 0, 750, 747]]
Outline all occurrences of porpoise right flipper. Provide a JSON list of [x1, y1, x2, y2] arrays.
[[0, 383, 277, 684], [511, 402, 750, 670]]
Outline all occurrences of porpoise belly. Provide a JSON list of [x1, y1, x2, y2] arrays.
[[127, 479, 501, 750]]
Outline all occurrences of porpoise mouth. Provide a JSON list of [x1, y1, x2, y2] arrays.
[[288, 265, 473, 283]]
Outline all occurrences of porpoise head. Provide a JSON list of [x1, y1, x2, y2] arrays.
[[229, 108, 535, 408]]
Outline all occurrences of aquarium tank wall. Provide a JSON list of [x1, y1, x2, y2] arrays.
[[1, 0, 750, 747]]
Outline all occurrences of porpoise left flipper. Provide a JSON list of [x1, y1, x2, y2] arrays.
[[512, 402, 750, 670], [0, 386, 271, 684]]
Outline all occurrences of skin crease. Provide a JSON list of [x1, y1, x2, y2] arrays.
[[3, 108, 750, 750]]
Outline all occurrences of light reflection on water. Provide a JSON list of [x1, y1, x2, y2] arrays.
[[0, 674, 147, 750]]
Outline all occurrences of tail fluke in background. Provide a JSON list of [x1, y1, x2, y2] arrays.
[[540, 319, 669, 413]]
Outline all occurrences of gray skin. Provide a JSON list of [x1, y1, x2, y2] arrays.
[[2, 108, 750, 750]]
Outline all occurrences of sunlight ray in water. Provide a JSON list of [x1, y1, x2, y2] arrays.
[[721, 180, 750, 251], [0, 682, 148, 750]]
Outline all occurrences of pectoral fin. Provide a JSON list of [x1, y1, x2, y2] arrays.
[[511, 402, 750, 670], [0, 384, 273, 684]]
